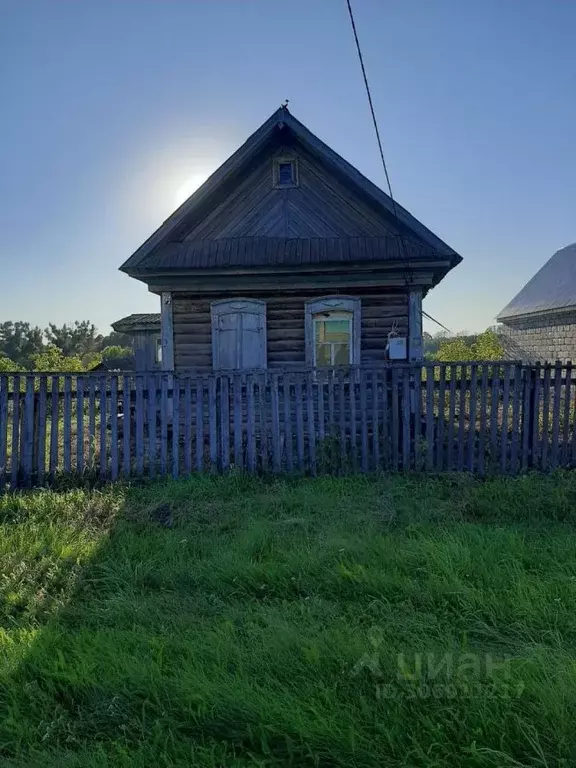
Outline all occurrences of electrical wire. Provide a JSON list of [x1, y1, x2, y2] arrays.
[[345, 0, 451, 335]]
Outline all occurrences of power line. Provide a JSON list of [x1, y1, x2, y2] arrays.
[[344, 0, 412, 285], [422, 310, 452, 335], [345, 0, 451, 336]]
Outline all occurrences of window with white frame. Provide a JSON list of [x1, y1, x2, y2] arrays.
[[313, 312, 352, 366], [305, 297, 361, 367]]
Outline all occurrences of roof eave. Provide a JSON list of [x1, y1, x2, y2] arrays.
[[498, 303, 576, 324]]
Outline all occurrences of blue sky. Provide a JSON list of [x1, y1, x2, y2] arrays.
[[2, 0, 575, 334]]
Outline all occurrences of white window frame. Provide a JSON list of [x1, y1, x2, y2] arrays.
[[305, 297, 361, 368], [155, 337, 162, 364], [211, 298, 267, 370], [273, 156, 299, 188]]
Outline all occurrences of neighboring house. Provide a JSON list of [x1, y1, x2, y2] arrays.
[[497, 242, 576, 362], [90, 355, 136, 373], [119, 106, 462, 373], [111, 313, 161, 370]]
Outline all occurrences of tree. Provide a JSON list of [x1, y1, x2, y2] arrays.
[[435, 336, 475, 362], [32, 346, 84, 372], [101, 345, 132, 360], [434, 329, 504, 362], [44, 321, 103, 358], [0, 356, 22, 372], [473, 329, 504, 360], [99, 330, 132, 349], [0, 321, 44, 367]]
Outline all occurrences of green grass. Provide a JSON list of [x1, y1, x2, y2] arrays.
[[1, 472, 576, 766]]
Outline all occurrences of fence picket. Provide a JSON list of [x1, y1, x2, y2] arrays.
[[338, 370, 346, 472], [457, 366, 467, 471], [37, 376, 47, 484], [271, 374, 281, 472], [326, 373, 335, 469], [562, 362, 572, 467], [412, 367, 421, 471], [489, 366, 500, 472], [246, 374, 256, 472], [306, 375, 316, 475], [88, 378, 96, 469], [11, 376, 21, 488], [135, 375, 144, 476], [551, 362, 562, 468], [196, 377, 204, 472], [122, 375, 130, 476], [349, 375, 358, 471], [0, 377, 7, 490], [466, 363, 477, 472], [160, 376, 169, 475], [295, 374, 305, 473], [22, 376, 35, 486], [402, 368, 410, 471], [234, 374, 243, 469], [62, 376, 72, 475], [391, 368, 399, 471], [172, 377, 180, 479], [49, 376, 59, 479], [531, 363, 542, 469], [510, 365, 522, 473], [447, 365, 457, 471], [283, 374, 293, 472], [220, 375, 230, 470], [317, 377, 325, 443], [521, 365, 533, 472], [99, 376, 107, 479], [209, 377, 218, 472], [500, 364, 511, 474], [478, 366, 488, 476], [541, 365, 551, 470], [372, 369, 380, 469], [360, 373, 368, 472], [425, 366, 434, 471], [110, 376, 119, 481], [258, 374, 269, 472], [432, 365, 448, 472], [77, 377, 85, 475], [183, 378, 192, 475], [378, 369, 388, 470]]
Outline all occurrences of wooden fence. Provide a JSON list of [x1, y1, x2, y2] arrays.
[[1, 362, 575, 489]]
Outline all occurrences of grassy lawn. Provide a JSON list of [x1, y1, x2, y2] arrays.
[[1, 473, 576, 766]]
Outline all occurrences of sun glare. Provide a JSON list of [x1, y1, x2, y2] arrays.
[[174, 172, 209, 208]]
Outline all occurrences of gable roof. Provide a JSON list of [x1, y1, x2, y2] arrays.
[[120, 106, 461, 277], [112, 313, 161, 333], [497, 243, 576, 322]]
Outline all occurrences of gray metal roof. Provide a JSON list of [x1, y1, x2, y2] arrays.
[[112, 313, 160, 332], [498, 243, 576, 321], [135, 236, 443, 272]]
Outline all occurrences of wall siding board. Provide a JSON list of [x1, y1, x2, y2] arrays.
[[173, 290, 408, 370], [183, 143, 399, 241]]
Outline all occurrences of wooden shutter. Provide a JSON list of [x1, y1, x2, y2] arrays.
[[211, 300, 267, 370]]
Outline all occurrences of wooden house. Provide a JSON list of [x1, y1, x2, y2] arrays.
[[120, 107, 461, 373], [111, 313, 161, 370]]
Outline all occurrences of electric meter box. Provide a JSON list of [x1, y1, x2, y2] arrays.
[[388, 337, 407, 360]]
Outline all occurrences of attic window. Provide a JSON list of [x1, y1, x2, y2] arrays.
[[273, 157, 298, 188]]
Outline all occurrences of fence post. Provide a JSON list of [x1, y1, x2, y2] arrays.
[[525, 364, 537, 469]]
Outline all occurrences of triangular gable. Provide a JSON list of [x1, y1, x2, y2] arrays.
[[121, 107, 459, 275]]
